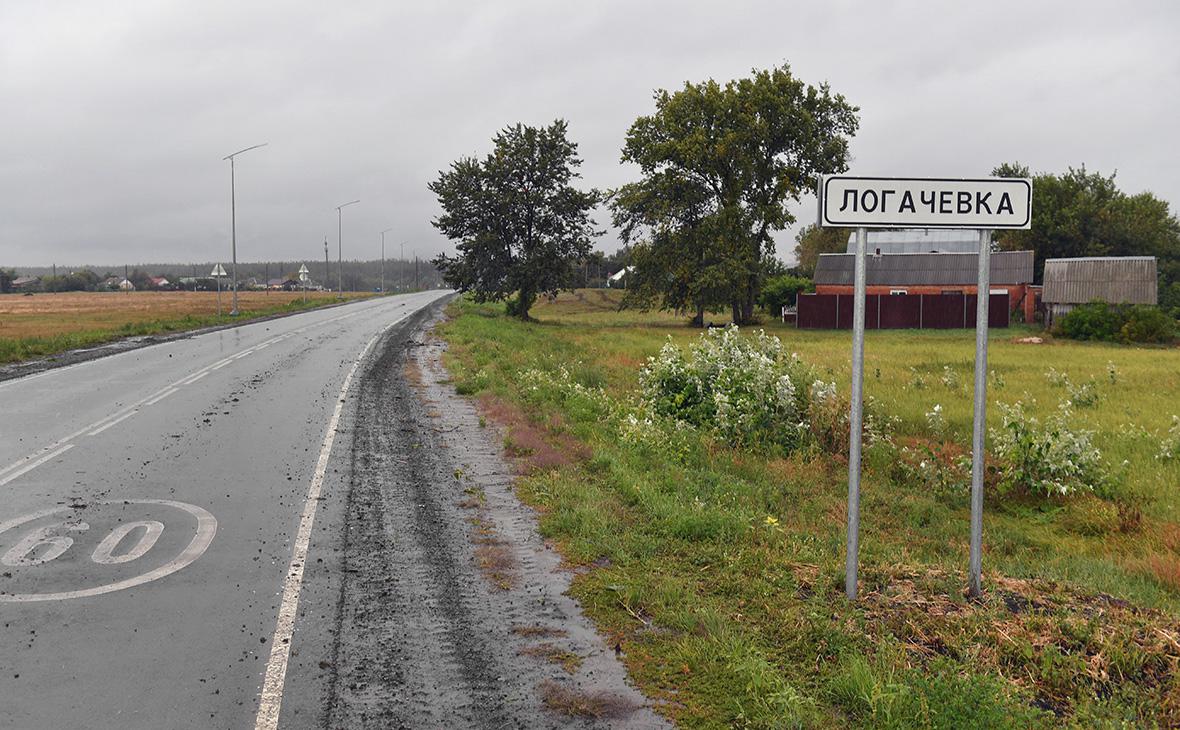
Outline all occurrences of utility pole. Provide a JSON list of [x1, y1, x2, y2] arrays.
[[222, 143, 267, 315], [380, 228, 392, 294], [414, 255, 419, 291], [399, 242, 405, 291], [335, 200, 360, 299], [324, 238, 329, 292]]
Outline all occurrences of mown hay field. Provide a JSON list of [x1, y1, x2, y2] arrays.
[[0, 290, 373, 363]]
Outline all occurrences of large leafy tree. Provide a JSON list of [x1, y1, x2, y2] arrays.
[[992, 163, 1180, 307], [612, 65, 858, 325], [430, 121, 601, 320]]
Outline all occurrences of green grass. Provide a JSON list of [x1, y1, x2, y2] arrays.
[[439, 290, 1180, 728]]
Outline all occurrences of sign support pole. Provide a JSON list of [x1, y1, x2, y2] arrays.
[[968, 229, 992, 597], [845, 226, 868, 600]]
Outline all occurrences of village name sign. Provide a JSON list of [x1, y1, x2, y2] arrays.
[[821, 176, 1031, 230], [819, 175, 1032, 601]]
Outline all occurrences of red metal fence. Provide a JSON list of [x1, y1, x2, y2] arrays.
[[796, 293, 1009, 329]]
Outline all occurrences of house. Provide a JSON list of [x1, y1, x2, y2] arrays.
[[11, 276, 40, 292], [147, 276, 172, 290], [100, 276, 123, 291], [118, 278, 136, 291], [1042, 256, 1157, 326], [813, 249, 1038, 323], [607, 266, 634, 288]]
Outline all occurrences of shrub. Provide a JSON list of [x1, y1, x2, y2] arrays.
[[640, 325, 891, 454], [759, 275, 812, 314], [1058, 301, 1177, 344], [990, 401, 1110, 498], [1057, 301, 1123, 341], [1119, 305, 1177, 344]]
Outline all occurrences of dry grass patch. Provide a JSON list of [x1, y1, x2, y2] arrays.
[[539, 679, 638, 720], [518, 642, 583, 674]]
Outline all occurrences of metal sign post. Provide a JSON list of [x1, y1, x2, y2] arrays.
[[298, 264, 310, 305], [968, 230, 991, 597], [818, 176, 1030, 600], [845, 227, 868, 599]]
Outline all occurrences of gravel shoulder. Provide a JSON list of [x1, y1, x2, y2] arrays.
[[322, 301, 668, 728]]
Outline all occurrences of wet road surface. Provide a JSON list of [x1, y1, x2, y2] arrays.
[[0, 292, 666, 729]]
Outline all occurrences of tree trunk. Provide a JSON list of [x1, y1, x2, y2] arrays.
[[691, 303, 705, 328], [516, 287, 536, 321]]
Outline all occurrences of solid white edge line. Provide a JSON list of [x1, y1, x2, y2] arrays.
[[88, 409, 137, 436], [0, 444, 74, 487], [253, 307, 414, 730]]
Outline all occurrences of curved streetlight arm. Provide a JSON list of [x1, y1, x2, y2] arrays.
[[224, 142, 268, 161]]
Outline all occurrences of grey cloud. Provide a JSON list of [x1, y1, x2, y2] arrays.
[[2, 0, 1178, 268]]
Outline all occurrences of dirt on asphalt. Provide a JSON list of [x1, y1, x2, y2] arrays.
[[322, 302, 669, 729]]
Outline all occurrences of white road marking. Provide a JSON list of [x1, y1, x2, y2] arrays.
[[0, 444, 74, 487], [254, 308, 413, 730], [88, 410, 137, 436], [143, 387, 178, 406], [0, 500, 217, 602], [180, 370, 209, 385]]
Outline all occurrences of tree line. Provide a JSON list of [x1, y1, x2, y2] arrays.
[[432, 63, 1180, 323], [431, 65, 858, 323]]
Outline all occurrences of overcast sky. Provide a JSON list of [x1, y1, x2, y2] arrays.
[[2, 0, 1178, 269]]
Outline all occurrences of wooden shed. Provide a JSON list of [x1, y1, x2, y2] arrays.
[[1042, 256, 1157, 326]]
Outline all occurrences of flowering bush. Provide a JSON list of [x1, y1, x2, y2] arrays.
[[640, 326, 811, 450], [639, 325, 891, 454], [1159, 415, 1180, 461], [1066, 379, 1100, 408], [989, 401, 1109, 498], [925, 404, 947, 436]]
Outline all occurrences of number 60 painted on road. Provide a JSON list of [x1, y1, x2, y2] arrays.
[[0, 500, 216, 603], [2, 520, 165, 567]]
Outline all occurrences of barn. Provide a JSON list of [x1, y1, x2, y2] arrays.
[[1041, 256, 1158, 326], [810, 249, 1037, 325]]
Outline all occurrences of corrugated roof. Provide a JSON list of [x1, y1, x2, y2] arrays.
[[1041, 257, 1157, 305], [845, 229, 983, 254], [814, 250, 1035, 286]]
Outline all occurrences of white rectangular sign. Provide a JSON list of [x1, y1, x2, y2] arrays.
[[820, 176, 1031, 229]]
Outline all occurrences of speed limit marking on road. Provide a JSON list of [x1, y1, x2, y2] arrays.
[[0, 499, 217, 602]]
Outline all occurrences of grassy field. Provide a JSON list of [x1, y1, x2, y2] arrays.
[[0, 290, 374, 363], [440, 289, 1180, 728]]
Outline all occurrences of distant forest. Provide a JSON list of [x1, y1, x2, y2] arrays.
[[3, 249, 630, 293]]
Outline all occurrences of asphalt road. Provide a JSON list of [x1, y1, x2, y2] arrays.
[[0, 291, 450, 729]]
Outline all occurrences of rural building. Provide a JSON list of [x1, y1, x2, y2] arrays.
[[100, 276, 122, 290], [147, 276, 172, 290], [11, 276, 40, 292], [1042, 256, 1158, 326], [608, 266, 634, 288], [812, 249, 1037, 323], [118, 278, 135, 291]]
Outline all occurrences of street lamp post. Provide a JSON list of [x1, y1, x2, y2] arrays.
[[380, 227, 393, 294], [335, 200, 360, 298], [324, 238, 329, 292], [223, 143, 267, 315]]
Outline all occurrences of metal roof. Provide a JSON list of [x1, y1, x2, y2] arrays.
[[1041, 257, 1157, 305], [814, 250, 1035, 286], [845, 229, 983, 254]]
